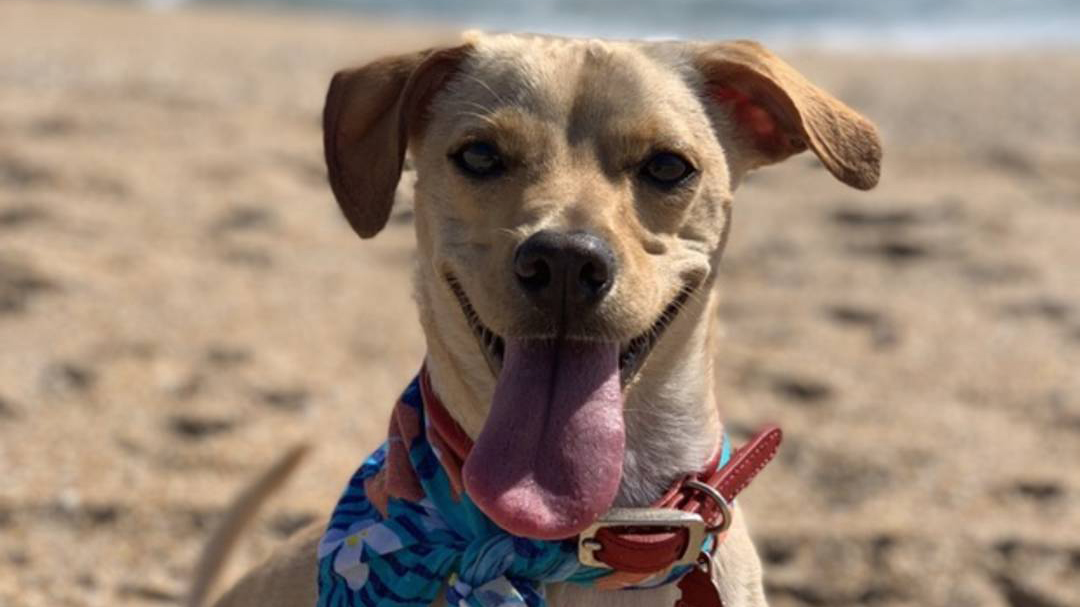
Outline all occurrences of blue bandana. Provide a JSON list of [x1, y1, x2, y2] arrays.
[[316, 374, 730, 607]]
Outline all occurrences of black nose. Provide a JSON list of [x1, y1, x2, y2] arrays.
[[513, 230, 616, 311]]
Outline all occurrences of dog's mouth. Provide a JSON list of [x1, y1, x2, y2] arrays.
[[445, 274, 693, 387], [444, 273, 696, 540]]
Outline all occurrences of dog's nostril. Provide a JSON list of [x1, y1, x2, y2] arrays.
[[516, 256, 551, 291], [579, 261, 609, 293], [514, 234, 557, 294]]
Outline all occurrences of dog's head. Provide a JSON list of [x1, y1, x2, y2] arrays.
[[324, 34, 880, 539]]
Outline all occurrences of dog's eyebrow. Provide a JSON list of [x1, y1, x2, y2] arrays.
[[445, 125, 516, 156], [603, 129, 699, 167], [590, 111, 695, 150], [445, 109, 548, 158]]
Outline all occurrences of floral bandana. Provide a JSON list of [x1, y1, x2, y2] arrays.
[[316, 369, 729, 607]]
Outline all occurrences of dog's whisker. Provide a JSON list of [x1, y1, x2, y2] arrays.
[[455, 110, 501, 128], [445, 273, 506, 375], [457, 72, 508, 107], [461, 99, 499, 115], [682, 285, 708, 308]]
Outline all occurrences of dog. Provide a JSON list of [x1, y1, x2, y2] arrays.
[[190, 32, 881, 607]]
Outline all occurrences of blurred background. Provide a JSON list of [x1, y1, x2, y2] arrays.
[[141, 0, 1080, 47], [1, 1, 1079, 606]]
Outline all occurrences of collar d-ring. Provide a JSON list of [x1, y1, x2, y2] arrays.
[[683, 479, 732, 534]]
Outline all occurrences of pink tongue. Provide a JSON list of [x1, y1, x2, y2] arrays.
[[462, 338, 624, 540]]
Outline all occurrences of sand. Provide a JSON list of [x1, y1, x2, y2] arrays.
[[1, 2, 1078, 606]]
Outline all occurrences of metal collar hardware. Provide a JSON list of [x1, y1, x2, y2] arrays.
[[577, 507, 708, 569]]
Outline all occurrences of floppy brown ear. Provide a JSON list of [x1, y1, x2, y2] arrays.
[[693, 40, 882, 190], [323, 45, 472, 238]]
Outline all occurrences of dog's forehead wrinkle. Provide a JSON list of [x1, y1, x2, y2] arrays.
[[568, 52, 700, 150], [460, 36, 708, 149], [456, 40, 577, 121], [567, 51, 643, 134]]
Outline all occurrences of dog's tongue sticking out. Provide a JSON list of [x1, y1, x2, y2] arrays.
[[462, 338, 624, 540]]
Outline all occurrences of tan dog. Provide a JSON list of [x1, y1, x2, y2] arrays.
[[193, 32, 880, 607]]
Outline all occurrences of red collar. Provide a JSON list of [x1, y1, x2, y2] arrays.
[[419, 366, 782, 606]]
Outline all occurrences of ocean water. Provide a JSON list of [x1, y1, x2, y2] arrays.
[[145, 0, 1080, 49]]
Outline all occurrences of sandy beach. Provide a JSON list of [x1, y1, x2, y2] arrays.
[[1, 1, 1079, 606]]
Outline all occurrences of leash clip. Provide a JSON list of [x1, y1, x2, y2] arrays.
[[578, 507, 707, 569]]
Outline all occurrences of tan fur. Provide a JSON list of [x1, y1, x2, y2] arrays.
[[192, 32, 880, 607]]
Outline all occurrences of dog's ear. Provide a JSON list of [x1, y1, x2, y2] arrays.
[[323, 45, 472, 238], [693, 40, 881, 190]]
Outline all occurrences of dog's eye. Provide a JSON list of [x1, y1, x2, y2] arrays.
[[452, 141, 504, 178], [641, 152, 695, 188]]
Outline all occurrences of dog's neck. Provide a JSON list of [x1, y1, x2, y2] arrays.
[[418, 275, 722, 508], [614, 308, 721, 506]]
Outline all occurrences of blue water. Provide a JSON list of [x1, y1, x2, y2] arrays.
[[150, 0, 1080, 48]]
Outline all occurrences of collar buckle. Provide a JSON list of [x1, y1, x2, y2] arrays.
[[578, 508, 707, 569]]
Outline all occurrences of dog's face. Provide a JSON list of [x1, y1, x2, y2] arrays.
[[324, 33, 880, 540], [419, 37, 731, 380]]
